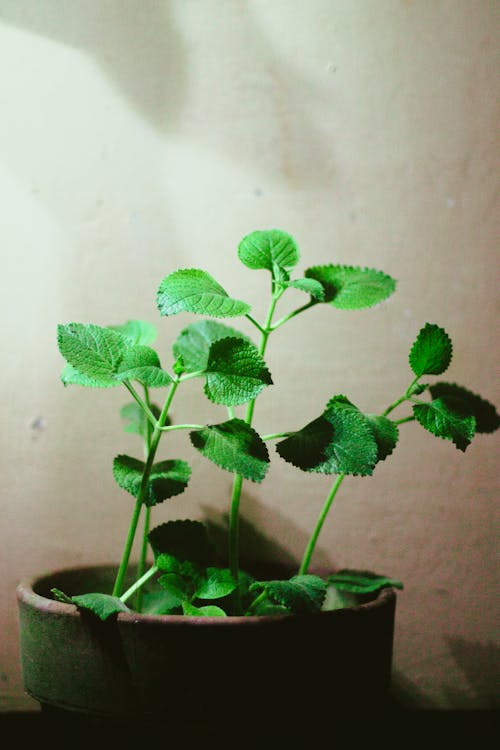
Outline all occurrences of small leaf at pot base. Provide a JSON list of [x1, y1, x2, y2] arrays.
[[148, 520, 215, 566], [328, 570, 403, 594], [194, 568, 238, 600], [237, 229, 300, 272], [156, 269, 250, 318], [251, 575, 327, 615], [409, 323, 453, 377], [428, 383, 500, 434], [190, 419, 270, 482], [413, 399, 476, 451], [51, 588, 74, 604], [304, 265, 396, 309], [182, 602, 227, 617], [70, 593, 131, 621], [172, 319, 252, 373]]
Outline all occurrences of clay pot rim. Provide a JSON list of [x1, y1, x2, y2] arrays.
[[17, 563, 397, 626]]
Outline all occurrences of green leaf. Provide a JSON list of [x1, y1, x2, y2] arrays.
[[182, 602, 227, 617], [413, 398, 476, 451], [304, 265, 396, 309], [113, 455, 191, 506], [70, 593, 131, 621], [148, 520, 215, 566], [173, 319, 252, 373], [285, 277, 325, 301], [237, 229, 300, 273], [115, 345, 172, 387], [157, 573, 191, 606], [409, 323, 453, 377], [60, 363, 103, 388], [276, 398, 378, 476], [120, 402, 162, 439], [57, 323, 128, 387], [157, 269, 250, 318], [364, 414, 399, 462], [204, 337, 272, 406], [51, 588, 74, 604], [108, 320, 157, 346], [194, 568, 237, 600], [252, 575, 326, 615], [141, 590, 183, 615], [328, 569, 403, 594], [190, 419, 270, 482], [428, 383, 500, 434]]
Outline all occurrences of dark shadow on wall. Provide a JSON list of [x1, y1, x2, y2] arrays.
[[201, 485, 334, 573], [0, 0, 186, 132], [0, 0, 336, 187]]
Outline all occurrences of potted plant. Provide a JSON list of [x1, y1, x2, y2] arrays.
[[17, 229, 499, 732]]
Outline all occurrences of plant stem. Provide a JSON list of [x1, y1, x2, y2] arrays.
[[394, 415, 416, 425], [261, 431, 294, 441], [123, 381, 158, 427], [135, 385, 154, 612], [298, 473, 346, 575], [120, 564, 158, 604], [159, 423, 205, 432], [270, 299, 317, 331], [228, 286, 283, 607], [112, 378, 180, 597]]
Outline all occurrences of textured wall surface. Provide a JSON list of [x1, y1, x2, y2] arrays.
[[1, 0, 498, 712]]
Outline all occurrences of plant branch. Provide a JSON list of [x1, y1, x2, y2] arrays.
[[120, 564, 158, 604], [270, 299, 317, 331], [112, 378, 180, 597], [298, 473, 346, 575], [122, 381, 158, 427]]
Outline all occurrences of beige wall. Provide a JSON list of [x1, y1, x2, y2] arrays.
[[1, 0, 498, 711]]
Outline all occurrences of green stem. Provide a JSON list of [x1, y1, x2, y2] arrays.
[[120, 564, 158, 604], [261, 431, 294, 441], [112, 378, 180, 597], [394, 415, 416, 425], [245, 313, 266, 335], [159, 423, 205, 432], [228, 286, 284, 607], [135, 386, 154, 612], [270, 299, 317, 331], [244, 589, 268, 616], [123, 381, 158, 427], [298, 474, 346, 575], [382, 376, 421, 417]]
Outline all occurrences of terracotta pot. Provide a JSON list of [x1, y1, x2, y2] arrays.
[[17, 564, 397, 731]]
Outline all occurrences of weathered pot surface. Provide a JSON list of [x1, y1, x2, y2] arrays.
[[17, 564, 397, 730]]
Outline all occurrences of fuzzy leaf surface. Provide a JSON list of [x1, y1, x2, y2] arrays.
[[328, 570, 403, 594], [409, 323, 452, 377], [276, 399, 378, 476], [364, 414, 399, 462], [413, 398, 475, 451], [237, 229, 300, 272], [285, 277, 325, 300], [148, 520, 214, 566], [115, 345, 172, 387], [182, 602, 227, 617], [204, 337, 272, 405], [157, 269, 250, 318], [304, 265, 396, 309], [61, 363, 103, 388], [173, 319, 252, 373], [253, 575, 326, 615], [190, 419, 270, 482], [194, 568, 238, 600], [113, 455, 191, 506], [70, 593, 131, 621], [429, 383, 500, 434], [108, 320, 157, 346], [57, 323, 128, 387]]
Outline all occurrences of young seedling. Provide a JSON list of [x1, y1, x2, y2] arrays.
[[53, 229, 499, 619]]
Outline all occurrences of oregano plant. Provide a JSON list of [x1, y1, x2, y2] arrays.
[[53, 229, 499, 620]]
